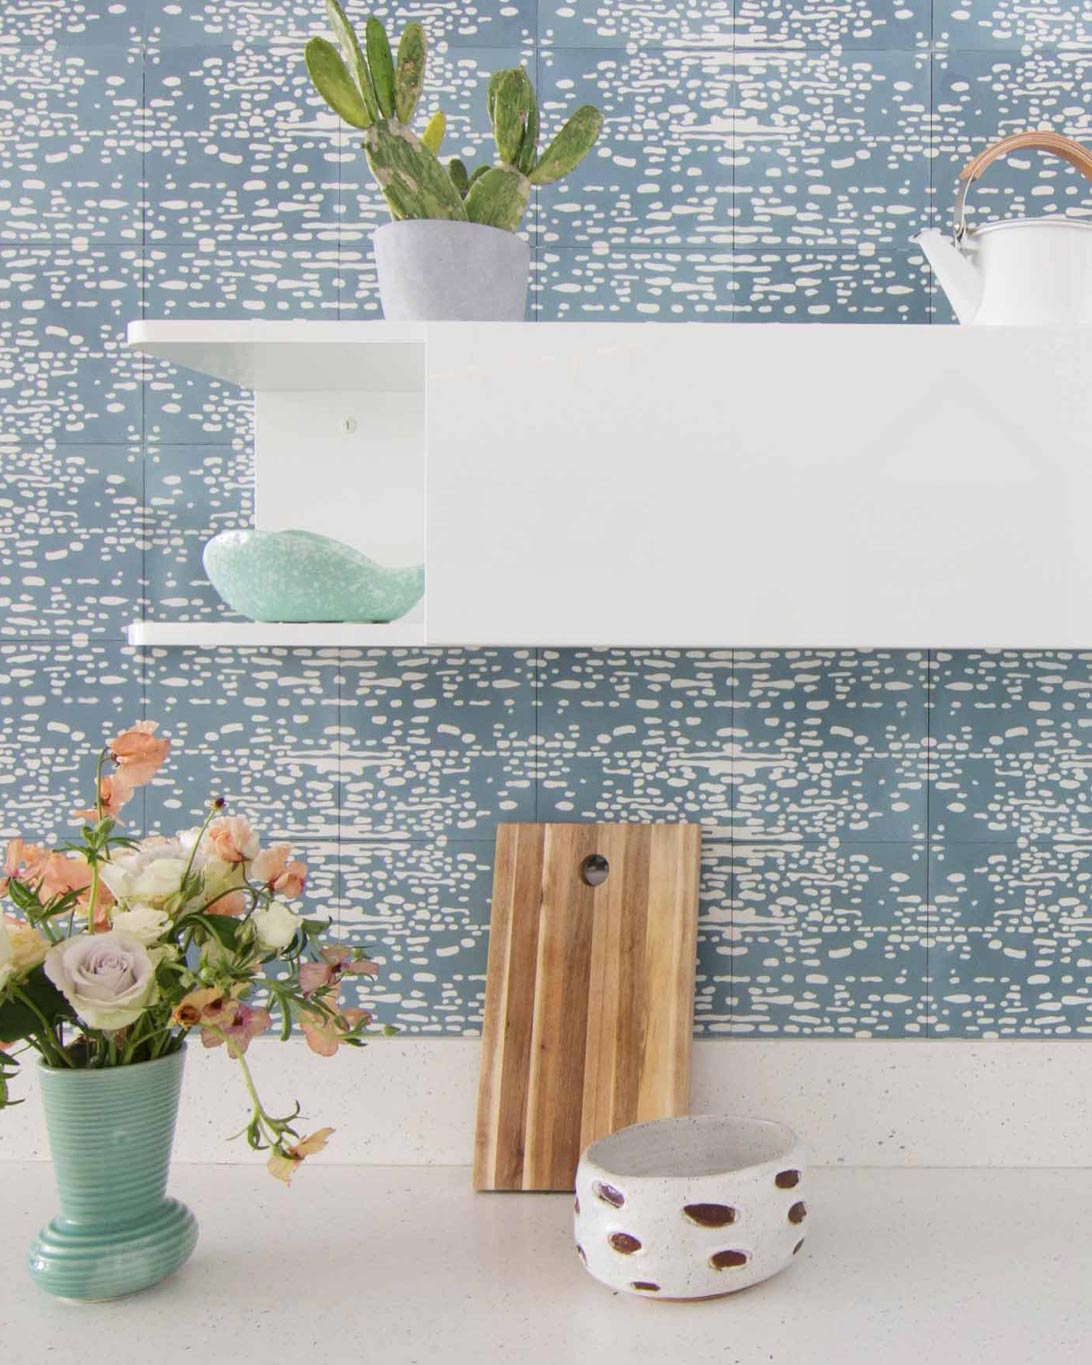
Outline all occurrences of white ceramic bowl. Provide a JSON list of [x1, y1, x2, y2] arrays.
[[574, 1114, 807, 1300]]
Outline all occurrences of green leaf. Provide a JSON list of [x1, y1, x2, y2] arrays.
[[448, 157, 470, 197], [394, 21, 426, 124], [517, 80, 540, 176], [465, 164, 530, 231], [323, 0, 378, 123], [184, 912, 241, 951], [528, 105, 603, 186], [0, 967, 73, 1045], [305, 36, 371, 130], [365, 17, 396, 120], [490, 69, 528, 165], [421, 110, 446, 155]]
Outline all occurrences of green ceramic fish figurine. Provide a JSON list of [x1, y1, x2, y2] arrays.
[[203, 529, 424, 623]]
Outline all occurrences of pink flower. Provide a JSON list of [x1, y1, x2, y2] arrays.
[[172, 988, 270, 1055], [110, 722, 169, 789], [267, 1127, 334, 1184], [73, 772, 134, 824], [251, 845, 307, 900], [40, 853, 95, 904], [201, 1001, 271, 1056], [301, 1001, 370, 1058], [0, 839, 49, 894], [206, 816, 259, 865], [206, 889, 249, 918], [299, 946, 378, 998]]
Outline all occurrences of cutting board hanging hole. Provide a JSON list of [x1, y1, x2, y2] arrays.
[[580, 854, 610, 887]]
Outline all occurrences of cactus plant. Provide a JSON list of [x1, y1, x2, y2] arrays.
[[304, 4, 603, 234]]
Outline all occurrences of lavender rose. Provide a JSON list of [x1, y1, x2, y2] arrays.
[[44, 931, 158, 1031]]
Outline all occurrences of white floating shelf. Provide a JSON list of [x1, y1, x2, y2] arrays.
[[127, 320, 426, 391], [127, 621, 427, 649]]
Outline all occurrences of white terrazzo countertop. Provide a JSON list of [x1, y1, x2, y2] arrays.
[[1, 1163, 1089, 1364]]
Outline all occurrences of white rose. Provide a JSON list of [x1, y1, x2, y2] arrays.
[[0, 917, 48, 990], [44, 931, 158, 1031], [100, 839, 193, 909], [132, 859, 190, 903], [250, 903, 300, 953], [109, 906, 172, 945]]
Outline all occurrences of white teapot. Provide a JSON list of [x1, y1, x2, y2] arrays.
[[914, 131, 1092, 325]]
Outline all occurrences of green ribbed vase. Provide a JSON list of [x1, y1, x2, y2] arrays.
[[29, 1047, 198, 1302]]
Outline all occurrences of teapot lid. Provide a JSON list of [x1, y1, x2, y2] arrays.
[[970, 214, 1092, 238]]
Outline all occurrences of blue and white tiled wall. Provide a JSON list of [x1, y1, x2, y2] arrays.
[[4, 2, 1092, 1039]]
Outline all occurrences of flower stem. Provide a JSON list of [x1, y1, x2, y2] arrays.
[[205, 1025, 283, 1148], [10, 986, 71, 1068]]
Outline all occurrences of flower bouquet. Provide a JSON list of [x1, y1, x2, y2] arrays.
[[0, 722, 383, 1300]]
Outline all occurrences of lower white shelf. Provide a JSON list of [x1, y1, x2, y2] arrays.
[[127, 621, 427, 648]]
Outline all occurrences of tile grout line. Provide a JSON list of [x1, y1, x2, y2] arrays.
[[139, 30, 149, 840], [533, 646, 541, 823], [924, 647, 933, 1039], [728, 645, 736, 1031], [928, 0, 936, 323]]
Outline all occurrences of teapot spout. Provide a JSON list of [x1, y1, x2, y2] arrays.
[[913, 229, 983, 324]]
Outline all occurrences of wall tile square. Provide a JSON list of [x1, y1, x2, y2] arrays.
[[933, 0, 1092, 50], [534, 247, 732, 319], [728, 840, 929, 1036], [727, 247, 930, 321], [0, 44, 142, 243], [0, 441, 142, 638], [338, 838, 493, 1034], [535, 46, 734, 249], [932, 49, 1092, 231], [146, 1, 534, 49], [145, 42, 341, 245], [738, 0, 929, 50], [0, 641, 142, 846], [733, 650, 929, 843], [0, 1, 143, 48], [930, 651, 1092, 842], [536, 648, 735, 826], [339, 649, 538, 841], [733, 50, 931, 249], [0, 245, 141, 446], [538, 0, 733, 48], [928, 842, 1092, 1036]]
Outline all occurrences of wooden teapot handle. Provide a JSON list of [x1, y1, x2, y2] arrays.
[[954, 131, 1092, 240]]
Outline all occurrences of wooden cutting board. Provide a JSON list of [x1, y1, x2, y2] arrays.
[[473, 822, 701, 1192]]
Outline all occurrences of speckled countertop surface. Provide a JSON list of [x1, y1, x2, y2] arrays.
[[2, 1164, 1090, 1364]]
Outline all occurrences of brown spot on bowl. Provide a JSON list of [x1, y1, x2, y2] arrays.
[[793, 1239, 805, 1256], [576, 1244, 587, 1264], [709, 1249, 749, 1270], [682, 1202, 737, 1228], [609, 1232, 642, 1255], [788, 1201, 807, 1225], [631, 1281, 660, 1293], [775, 1169, 801, 1190], [593, 1181, 625, 1208]]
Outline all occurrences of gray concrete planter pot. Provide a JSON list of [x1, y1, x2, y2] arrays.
[[373, 219, 530, 321]]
